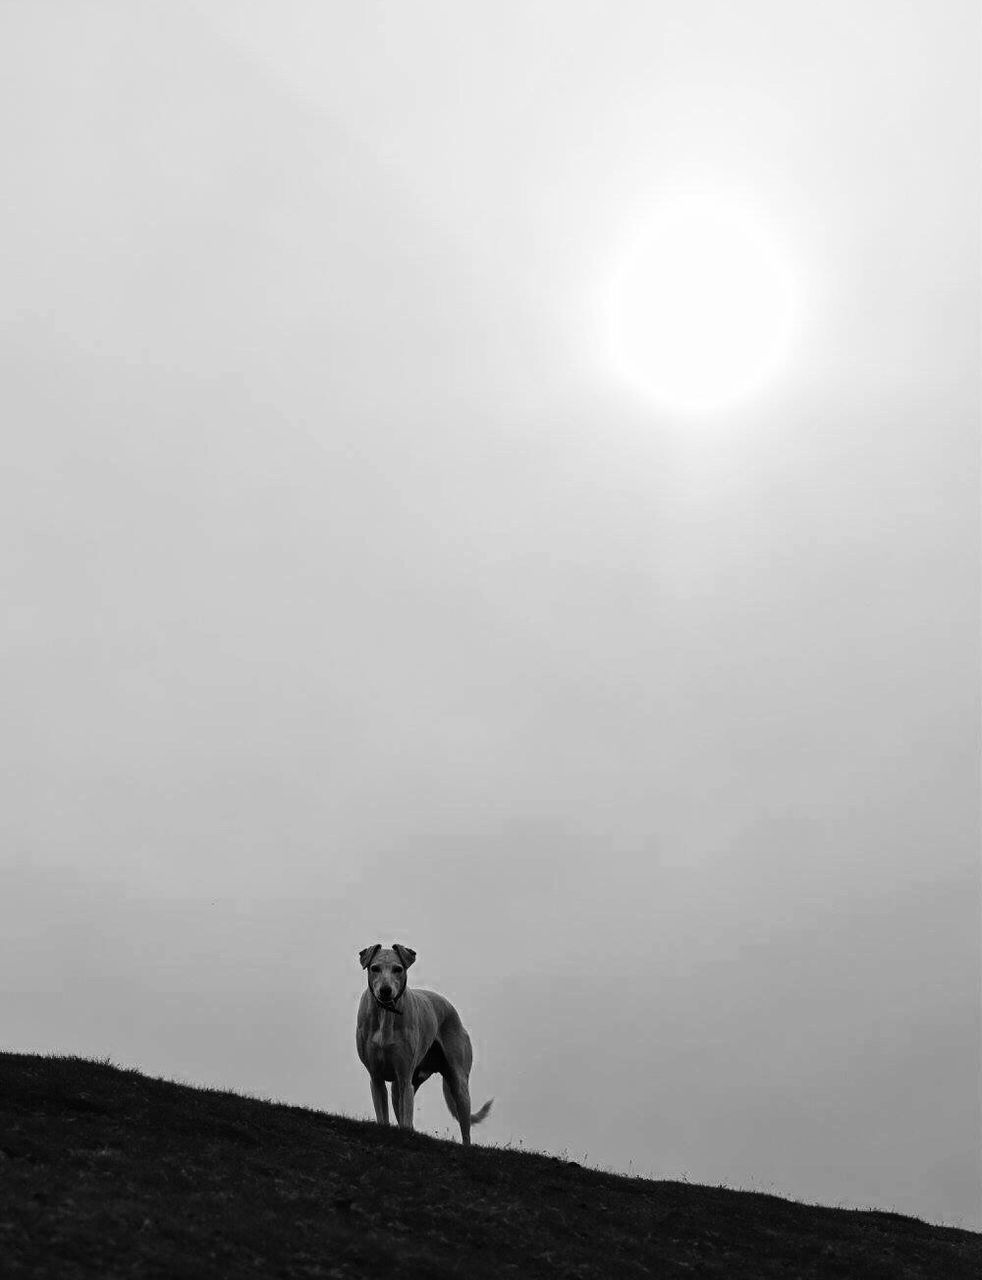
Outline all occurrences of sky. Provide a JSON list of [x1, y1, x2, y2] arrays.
[[1, 0, 979, 1231]]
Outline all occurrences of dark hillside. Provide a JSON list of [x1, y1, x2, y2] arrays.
[[1, 1053, 977, 1278]]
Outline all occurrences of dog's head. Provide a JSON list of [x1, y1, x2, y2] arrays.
[[359, 942, 416, 1004]]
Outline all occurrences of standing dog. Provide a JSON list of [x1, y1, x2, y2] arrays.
[[356, 943, 492, 1145]]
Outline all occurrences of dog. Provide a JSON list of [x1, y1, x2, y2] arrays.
[[355, 943, 492, 1145]]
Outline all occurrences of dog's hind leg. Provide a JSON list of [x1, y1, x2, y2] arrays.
[[442, 1072, 473, 1145], [440, 1074, 460, 1123]]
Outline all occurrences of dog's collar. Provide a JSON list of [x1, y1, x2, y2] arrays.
[[369, 975, 406, 1016]]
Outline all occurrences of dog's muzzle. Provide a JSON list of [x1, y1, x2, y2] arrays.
[[370, 976, 406, 1015]]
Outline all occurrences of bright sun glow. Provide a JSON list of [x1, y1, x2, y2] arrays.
[[606, 194, 799, 414]]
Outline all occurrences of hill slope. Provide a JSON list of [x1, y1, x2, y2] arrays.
[[1, 1053, 977, 1279]]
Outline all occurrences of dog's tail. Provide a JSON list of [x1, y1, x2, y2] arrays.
[[471, 1098, 493, 1126]]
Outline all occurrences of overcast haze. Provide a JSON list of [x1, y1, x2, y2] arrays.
[[2, 0, 979, 1231]]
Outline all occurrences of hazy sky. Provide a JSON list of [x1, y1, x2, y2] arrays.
[[2, 0, 979, 1231]]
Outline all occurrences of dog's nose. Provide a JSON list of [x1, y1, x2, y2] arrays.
[[378, 985, 392, 1001]]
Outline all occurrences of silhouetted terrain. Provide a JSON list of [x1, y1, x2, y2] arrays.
[[1, 1053, 977, 1278]]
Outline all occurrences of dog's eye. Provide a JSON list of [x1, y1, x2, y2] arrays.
[[392, 966, 403, 974], [370, 965, 380, 973]]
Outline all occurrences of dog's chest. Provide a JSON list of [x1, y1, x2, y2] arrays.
[[369, 1010, 399, 1054], [365, 1015, 403, 1080]]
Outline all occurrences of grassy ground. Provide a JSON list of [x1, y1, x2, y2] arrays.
[[1, 1052, 978, 1278]]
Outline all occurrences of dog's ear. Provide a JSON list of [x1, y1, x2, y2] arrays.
[[359, 944, 382, 969], [392, 943, 416, 969]]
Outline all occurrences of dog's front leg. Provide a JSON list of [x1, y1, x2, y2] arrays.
[[370, 1076, 390, 1125], [392, 1075, 415, 1131]]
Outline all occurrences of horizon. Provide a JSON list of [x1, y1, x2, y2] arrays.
[[5, 1049, 978, 1235]]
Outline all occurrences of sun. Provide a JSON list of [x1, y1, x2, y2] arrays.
[[605, 194, 799, 414]]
